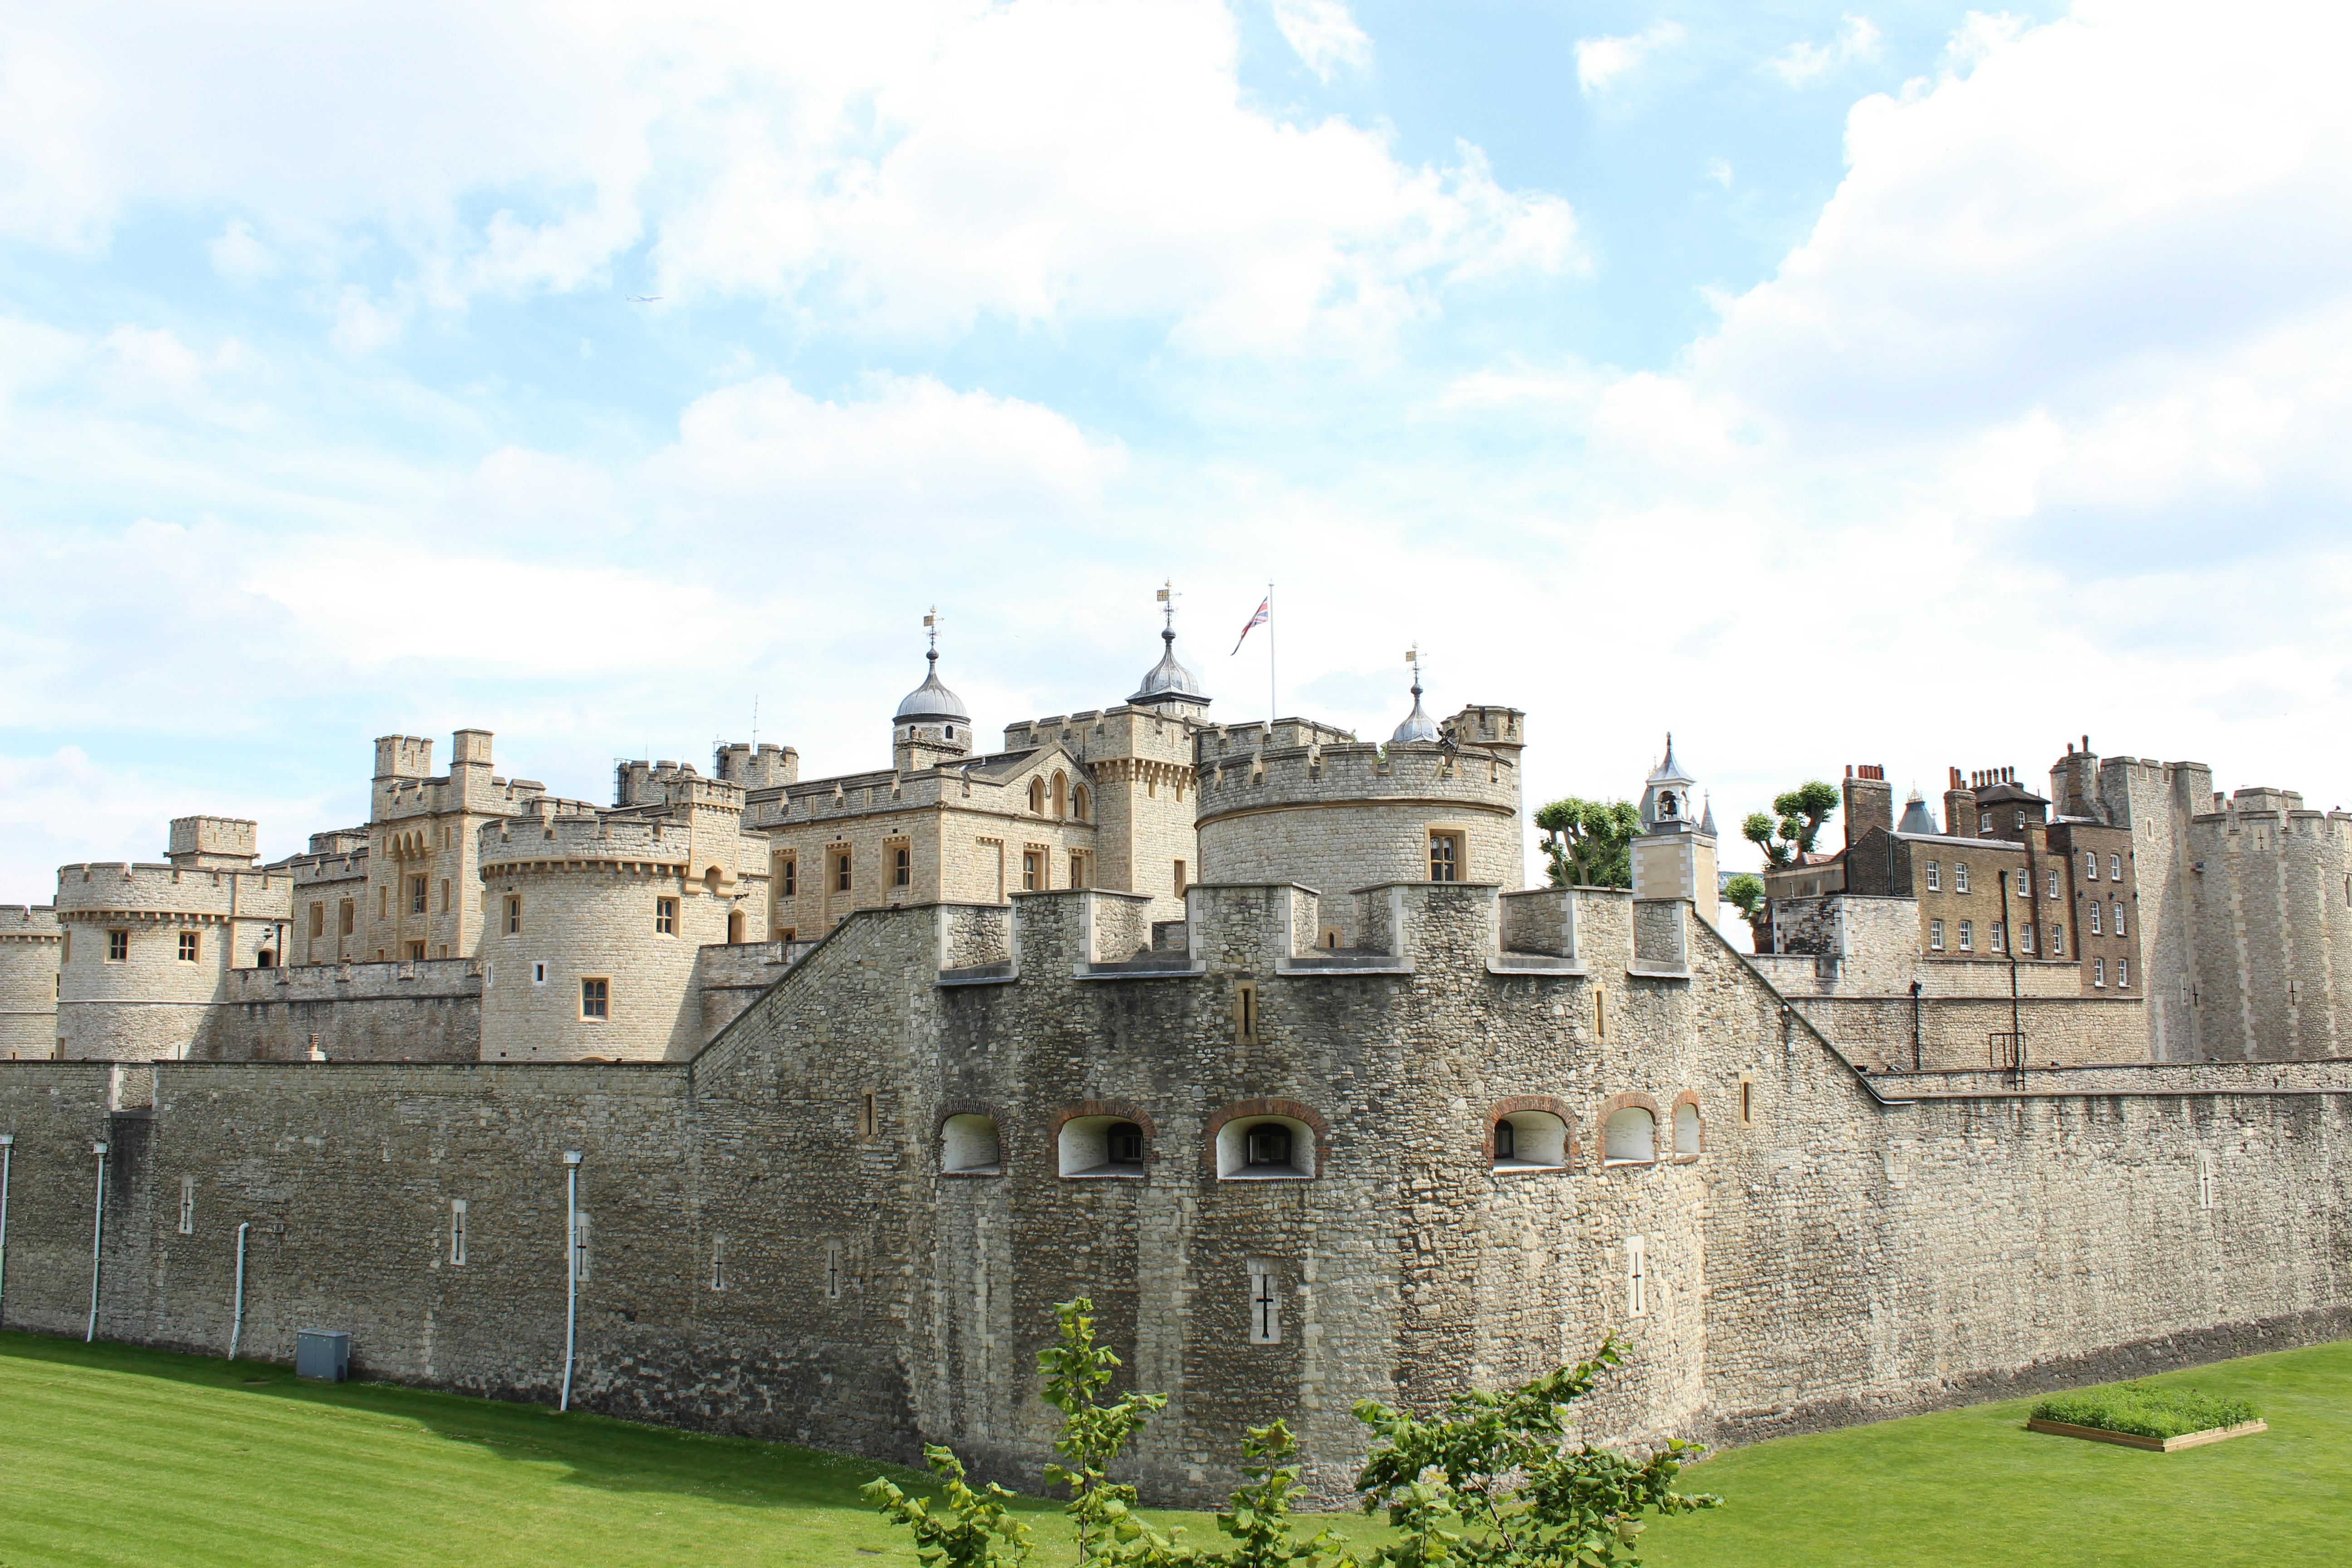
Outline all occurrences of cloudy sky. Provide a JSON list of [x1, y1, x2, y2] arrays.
[[5, 0, 2349, 899]]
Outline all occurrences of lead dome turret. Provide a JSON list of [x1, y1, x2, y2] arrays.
[[1130, 590, 1209, 713], [893, 622, 974, 771]]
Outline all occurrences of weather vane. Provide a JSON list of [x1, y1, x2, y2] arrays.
[[1156, 580, 1179, 633]]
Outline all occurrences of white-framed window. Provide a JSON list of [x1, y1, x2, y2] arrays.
[[1955, 863, 1970, 893], [450, 1199, 468, 1264], [2088, 903, 2102, 935], [1626, 1234, 1647, 1317], [570, 1210, 591, 1283], [2015, 869, 2030, 897], [1990, 922, 2005, 953], [2020, 924, 2035, 955], [655, 897, 677, 936], [2112, 900, 2126, 936], [532, 961, 548, 985], [2047, 870, 2060, 899], [1247, 1258, 1282, 1344], [2049, 923, 2064, 955], [2014, 808, 2026, 830], [2110, 853, 2122, 881], [1977, 810, 1990, 834], [178, 1175, 195, 1235], [1929, 919, 1945, 951], [2084, 851, 2098, 881], [2093, 957, 2107, 987], [1958, 920, 1973, 951], [1925, 861, 1941, 891], [2117, 957, 2129, 988]]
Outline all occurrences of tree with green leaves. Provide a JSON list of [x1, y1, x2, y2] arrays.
[[1210, 1420, 1350, 1568], [1741, 781, 1838, 868], [862, 1445, 1036, 1568], [1350, 1338, 1721, 1567], [1038, 1298, 1186, 1564], [1533, 798, 1642, 889], [1721, 872, 1768, 950]]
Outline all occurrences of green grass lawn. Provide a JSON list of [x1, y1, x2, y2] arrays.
[[2, 1329, 2345, 1567]]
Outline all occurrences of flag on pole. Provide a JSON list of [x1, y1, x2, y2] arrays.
[[1231, 596, 1269, 655]]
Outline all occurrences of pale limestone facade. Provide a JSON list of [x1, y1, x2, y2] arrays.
[[0, 903, 60, 1059]]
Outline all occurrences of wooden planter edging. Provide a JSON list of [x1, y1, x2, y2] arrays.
[[2025, 1417, 2269, 1452]]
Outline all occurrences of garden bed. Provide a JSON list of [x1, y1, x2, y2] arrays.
[[2027, 1382, 2265, 1452]]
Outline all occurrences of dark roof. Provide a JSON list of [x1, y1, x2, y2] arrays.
[[1973, 782, 2048, 805]]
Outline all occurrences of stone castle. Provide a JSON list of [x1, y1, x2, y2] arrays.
[[0, 603, 2347, 1506]]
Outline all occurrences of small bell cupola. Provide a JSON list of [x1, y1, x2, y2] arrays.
[[1632, 733, 1718, 906]]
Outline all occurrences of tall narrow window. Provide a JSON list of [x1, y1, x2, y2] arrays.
[[1594, 984, 1608, 1040], [860, 1091, 878, 1138], [2019, 924, 2035, 955], [380, 886, 388, 919], [1023, 851, 1041, 891], [825, 1241, 842, 1300], [1068, 850, 1087, 889], [1235, 981, 1260, 1043], [1738, 1074, 1754, 1126], [2084, 851, 2098, 881], [1247, 1259, 1281, 1344], [1173, 860, 1187, 894], [2093, 957, 2106, 987], [1958, 920, 1973, 951], [506, 895, 521, 935], [781, 856, 797, 897], [440, 878, 451, 914], [2049, 923, 2063, 956], [2015, 869, 2030, 897], [1930, 919, 1945, 951], [894, 846, 911, 887], [710, 1236, 726, 1292], [108, 929, 128, 961], [581, 977, 609, 1019], [834, 852, 852, 893], [1429, 832, 1460, 882], [2048, 870, 2060, 899], [309, 904, 325, 939], [411, 876, 428, 914], [450, 1199, 468, 1264], [655, 897, 677, 936], [571, 1211, 591, 1283], [1626, 1235, 1646, 1317], [340, 901, 355, 937], [2088, 903, 2102, 935], [2112, 900, 2126, 936], [2110, 854, 2122, 881], [2197, 1156, 2214, 1210], [2117, 956, 2129, 988], [178, 931, 199, 962], [532, 961, 548, 985], [178, 1175, 195, 1235], [1925, 861, 1940, 891], [1955, 863, 1970, 893], [1990, 923, 2005, 953]]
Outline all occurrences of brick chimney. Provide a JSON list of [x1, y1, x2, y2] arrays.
[[1942, 767, 1978, 839], [1842, 764, 1892, 855]]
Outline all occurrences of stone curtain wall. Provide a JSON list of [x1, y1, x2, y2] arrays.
[[189, 959, 482, 1062], [0, 905, 61, 1058], [3, 882, 2350, 1509], [1787, 994, 2151, 1071]]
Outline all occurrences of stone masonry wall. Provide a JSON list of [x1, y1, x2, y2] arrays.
[[187, 959, 483, 1062], [1, 904, 60, 1058]]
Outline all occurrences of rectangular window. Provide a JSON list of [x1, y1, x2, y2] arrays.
[[1235, 981, 1260, 1044], [570, 1211, 591, 1284], [1990, 922, 2005, 953], [2198, 1156, 2214, 1210], [1247, 1258, 1282, 1344], [2014, 808, 2026, 830], [655, 897, 677, 936], [178, 1175, 195, 1235], [506, 895, 521, 935], [1429, 832, 1461, 882], [1738, 1073, 1754, 1127], [411, 876, 428, 914], [2112, 901, 2126, 936], [340, 900, 355, 936], [2015, 869, 2030, 897], [532, 961, 547, 985], [2084, 851, 2098, 881], [1958, 920, 1973, 951], [1022, 851, 1041, 891], [2117, 956, 2130, 988], [1977, 810, 1990, 835], [2110, 853, 2122, 881], [1924, 860, 1940, 891], [780, 856, 797, 897], [440, 878, 450, 914], [450, 1199, 468, 1265], [1929, 919, 1945, 951], [1626, 1234, 1646, 1317], [2093, 957, 2106, 987], [710, 1236, 726, 1292], [1068, 849, 1086, 889], [1954, 863, 1970, 893], [2020, 924, 2035, 955], [581, 977, 609, 1018], [2088, 902, 2102, 935], [2049, 923, 2064, 956], [407, 941, 426, 962], [61, 931, 69, 964], [380, 886, 388, 919], [1174, 859, 1187, 894], [834, 852, 852, 893], [177, 931, 199, 963], [108, 929, 128, 962], [2048, 870, 2060, 899], [1595, 984, 1608, 1040], [826, 1240, 842, 1300], [309, 903, 325, 938], [895, 845, 912, 887]]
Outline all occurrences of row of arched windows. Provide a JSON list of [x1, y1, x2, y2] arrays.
[[937, 1093, 1705, 1182], [1025, 772, 1090, 821]]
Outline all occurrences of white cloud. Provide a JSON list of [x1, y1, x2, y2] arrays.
[[1269, 0, 1372, 81], [1766, 15, 1883, 87], [1574, 20, 1686, 95], [1704, 157, 1733, 188], [207, 219, 277, 284]]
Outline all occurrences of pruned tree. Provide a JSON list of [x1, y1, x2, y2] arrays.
[[1741, 781, 1838, 868], [1721, 872, 1769, 952], [1534, 798, 1642, 889]]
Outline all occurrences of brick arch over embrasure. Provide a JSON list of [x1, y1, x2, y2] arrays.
[[1667, 1089, 1705, 1160], [1595, 1091, 1661, 1165], [937, 1098, 1014, 1172], [1202, 1098, 1331, 1172], [1483, 1093, 1578, 1165], [1050, 1098, 1159, 1159]]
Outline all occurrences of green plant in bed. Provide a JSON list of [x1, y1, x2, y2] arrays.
[[2030, 1382, 2259, 1441]]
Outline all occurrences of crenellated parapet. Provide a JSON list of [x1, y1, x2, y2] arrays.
[[481, 814, 720, 873], [54, 862, 292, 923]]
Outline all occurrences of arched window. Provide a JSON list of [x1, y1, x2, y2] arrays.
[[704, 865, 723, 896], [1215, 1114, 1315, 1180], [1672, 1100, 1701, 1159], [1030, 779, 1046, 813], [1604, 1106, 1656, 1165], [1053, 772, 1068, 818], [1491, 1110, 1569, 1172], [1073, 784, 1091, 822], [941, 1114, 1002, 1175], [1059, 1114, 1149, 1178]]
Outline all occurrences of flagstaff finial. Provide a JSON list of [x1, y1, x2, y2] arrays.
[[923, 606, 940, 665]]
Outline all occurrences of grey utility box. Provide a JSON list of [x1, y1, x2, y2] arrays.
[[295, 1329, 350, 1382]]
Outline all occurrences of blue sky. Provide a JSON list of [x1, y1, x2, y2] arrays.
[[4, 0, 2347, 897]]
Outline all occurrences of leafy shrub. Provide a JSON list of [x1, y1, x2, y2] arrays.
[[2030, 1381, 2259, 1441]]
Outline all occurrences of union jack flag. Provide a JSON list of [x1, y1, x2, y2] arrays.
[[1231, 597, 1269, 655]]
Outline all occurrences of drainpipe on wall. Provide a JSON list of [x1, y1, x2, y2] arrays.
[[229, 1221, 250, 1361], [560, 1149, 582, 1412], [86, 1141, 109, 1343], [0, 1133, 13, 1328]]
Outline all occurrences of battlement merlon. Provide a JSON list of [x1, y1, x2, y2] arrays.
[[479, 810, 763, 886], [0, 904, 61, 935], [714, 741, 799, 790], [1002, 703, 1215, 764], [166, 816, 259, 869], [612, 762, 748, 813], [1192, 738, 1520, 823], [52, 861, 294, 919]]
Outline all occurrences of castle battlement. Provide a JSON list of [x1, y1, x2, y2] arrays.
[[54, 862, 289, 917], [480, 815, 711, 869], [1193, 739, 1519, 823], [0, 904, 60, 935]]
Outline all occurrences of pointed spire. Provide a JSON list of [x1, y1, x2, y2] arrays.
[[1699, 792, 1717, 837]]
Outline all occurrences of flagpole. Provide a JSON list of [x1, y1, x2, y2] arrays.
[[1267, 580, 1276, 729]]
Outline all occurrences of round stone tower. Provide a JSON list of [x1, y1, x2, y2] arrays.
[[0, 903, 61, 1059], [1193, 669, 1527, 948]]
